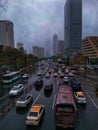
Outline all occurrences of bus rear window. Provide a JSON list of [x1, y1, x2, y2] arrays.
[[56, 106, 74, 113]]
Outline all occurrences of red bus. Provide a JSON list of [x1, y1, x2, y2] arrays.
[[19, 65, 33, 75], [54, 85, 77, 129]]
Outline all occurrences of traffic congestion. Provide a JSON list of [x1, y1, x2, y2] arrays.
[[0, 61, 98, 130]]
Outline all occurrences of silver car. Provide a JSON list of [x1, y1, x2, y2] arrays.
[[16, 94, 33, 108], [9, 84, 24, 96]]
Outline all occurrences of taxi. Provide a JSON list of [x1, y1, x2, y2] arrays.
[[26, 104, 45, 125], [74, 91, 87, 104]]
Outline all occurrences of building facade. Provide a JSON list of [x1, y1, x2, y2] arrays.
[[39, 47, 44, 58], [64, 0, 82, 57], [33, 46, 39, 57], [33, 46, 44, 58], [53, 34, 58, 56], [82, 36, 98, 59], [58, 40, 64, 56], [0, 20, 14, 47]]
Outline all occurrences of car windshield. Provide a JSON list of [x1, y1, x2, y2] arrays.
[[18, 96, 25, 101], [12, 87, 19, 90], [29, 112, 38, 117], [78, 95, 84, 98]]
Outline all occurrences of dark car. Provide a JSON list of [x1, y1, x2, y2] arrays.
[[44, 83, 53, 91], [34, 79, 43, 87], [70, 79, 82, 92]]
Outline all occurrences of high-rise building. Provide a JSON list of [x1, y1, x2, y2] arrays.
[[53, 34, 58, 56], [0, 20, 14, 47], [39, 47, 44, 58], [33, 46, 44, 58], [17, 42, 24, 52], [58, 40, 64, 56], [33, 46, 39, 57], [64, 0, 82, 57]]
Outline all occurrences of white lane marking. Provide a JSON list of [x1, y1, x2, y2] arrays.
[[87, 93, 98, 110], [57, 80, 59, 87], [32, 93, 41, 106], [82, 87, 98, 110], [0, 93, 8, 101], [52, 94, 56, 109]]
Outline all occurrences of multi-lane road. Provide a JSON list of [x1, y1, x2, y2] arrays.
[[0, 70, 98, 130]]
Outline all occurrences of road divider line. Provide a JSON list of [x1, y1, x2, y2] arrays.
[[87, 93, 98, 110], [52, 94, 56, 109], [0, 93, 8, 101], [32, 93, 41, 106]]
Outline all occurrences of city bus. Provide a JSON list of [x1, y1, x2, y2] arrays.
[[54, 85, 77, 129], [3, 71, 21, 85]]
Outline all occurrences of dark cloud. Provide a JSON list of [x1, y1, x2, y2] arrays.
[[0, 0, 98, 53], [0, 0, 8, 16]]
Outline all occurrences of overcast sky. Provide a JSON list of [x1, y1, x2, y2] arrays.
[[0, 0, 98, 53]]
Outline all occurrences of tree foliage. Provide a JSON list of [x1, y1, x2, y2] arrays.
[[0, 46, 37, 70]]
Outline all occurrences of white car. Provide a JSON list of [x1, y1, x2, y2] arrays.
[[22, 73, 29, 79], [74, 91, 87, 104], [63, 76, 69, 82], [16, 94, 33, 108], [37, 71, 42, 76], [53, 72, 58, 77], [45, 73, 50, 78], [9, 84, 24, 96], [68, 72, 74, 77]]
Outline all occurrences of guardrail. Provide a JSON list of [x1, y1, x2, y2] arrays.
[[77, 71, 98, 82], [0, 84, 33, 118]]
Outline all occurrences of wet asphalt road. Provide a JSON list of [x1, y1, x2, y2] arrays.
[[0, 72, 98, 130]]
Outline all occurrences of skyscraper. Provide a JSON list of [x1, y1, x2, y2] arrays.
[[39, 47, 44, 58], [33, 46, 39, 57], [0, 20, 14, 47], [58, 40, 64, 56], [53, 34, 58, 56], [64, 0, 82, 57], [33, 46, 44, 58]]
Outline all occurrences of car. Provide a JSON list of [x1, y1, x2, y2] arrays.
[[22, 73, 29, 79], [34, 79, 43, 87], [37, 71, 42, 76], [70, 79, 82, 92], [74, 91, 87, 104], [9, 84, 24, 96], [16, 94, 33, 108], [59, 73, 64, 78], [44, 83, 53, 91], [68, 72, 74, 77], [45, 73, 50, 78], [26, 104, 45, 125], [53, 72, 58, 77], [63, 76, 69, 83]]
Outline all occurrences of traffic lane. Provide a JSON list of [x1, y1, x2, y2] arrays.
[[28, 88, 56, 130], [0, 105, 29, 130], [1, 75, 98, 130], [0, 72, 43, 107], [75, 97, 98, 130], [0, 81, 57, 130]]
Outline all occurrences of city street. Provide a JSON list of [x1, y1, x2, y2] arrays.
[[0, 71, 98, 130]]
